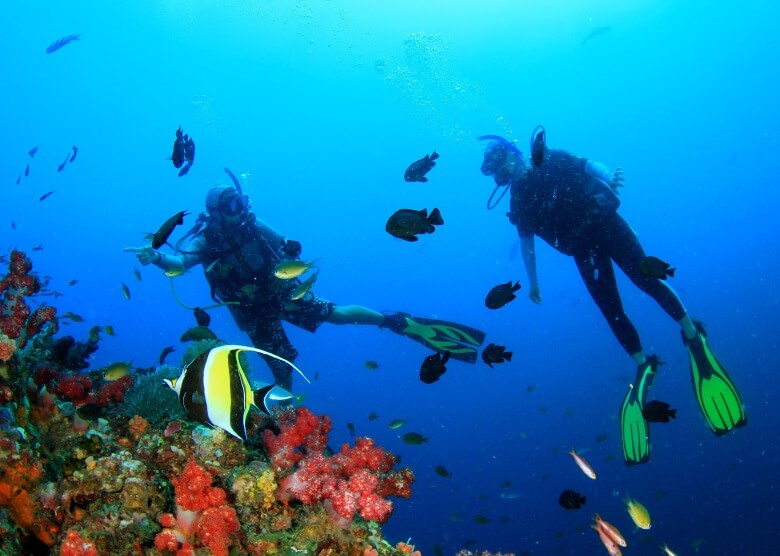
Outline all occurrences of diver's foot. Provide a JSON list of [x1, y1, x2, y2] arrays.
[[379, 311, 411, 334]]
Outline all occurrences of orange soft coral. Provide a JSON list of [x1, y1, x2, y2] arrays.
[[0, 457, 43, 530]]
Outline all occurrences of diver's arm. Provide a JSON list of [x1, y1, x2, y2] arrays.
[[128, 237, 202, 271], [520, 233, 542, 304]]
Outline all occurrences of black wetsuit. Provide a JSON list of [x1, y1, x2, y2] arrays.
[[508, 149, 686, 355], [193, 214, 333, 389]]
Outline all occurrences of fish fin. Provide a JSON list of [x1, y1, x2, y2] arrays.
[[253, 383, 285, 414], [667, 268, 676, 277], [429, 207, 443, 225], [225, 344, 311, 384], [430, 151, 439, 160], [403, 235, 419, 242], [513, 281, 521, 291], [504, 352, 513, 361], [668, 409, 677, 419], [441, 351, 451, 364], [419, 176, 428, 182]]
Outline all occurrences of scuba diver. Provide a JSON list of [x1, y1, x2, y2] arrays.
[[478, 129, 746, 465], [126, 169, 485, 391]]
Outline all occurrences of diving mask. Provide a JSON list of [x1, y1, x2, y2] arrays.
[[220, 190, 249, 217]]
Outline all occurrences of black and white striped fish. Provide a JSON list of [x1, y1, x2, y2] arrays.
[[164, 344, 309, 441]]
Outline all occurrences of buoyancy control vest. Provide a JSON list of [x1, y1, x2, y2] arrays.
[[509, 149, 620, 255], [199, 213, 297, 327]]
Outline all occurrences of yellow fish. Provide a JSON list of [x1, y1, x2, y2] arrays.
[[290, 270, 319, 301], [625, 496, 651, 529], [569, 448, 597, 480], [104, 361, 131, 381], [661, 543, 678, 556], [273, 259, 317, 280], [165, 265, 187, 278]]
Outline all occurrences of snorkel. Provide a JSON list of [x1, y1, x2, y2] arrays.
[[223, 167, 243, 196], [477, 135, 523, 210]]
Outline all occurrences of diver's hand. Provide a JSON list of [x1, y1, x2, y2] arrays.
[[610, 167, 625, 191], [282, 239, 302, 258], [529, 284, 542, 305], [123, 246, 160, 266]]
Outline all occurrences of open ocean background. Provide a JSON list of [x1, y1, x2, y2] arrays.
[[2, 1, 778, 554]]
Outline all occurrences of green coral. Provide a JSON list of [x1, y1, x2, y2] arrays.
[[117, 366, 185, 427]]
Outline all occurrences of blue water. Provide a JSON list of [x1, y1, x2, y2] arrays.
[[3, 2, 779, 554]]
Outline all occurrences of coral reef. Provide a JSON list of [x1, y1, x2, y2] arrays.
[[0, 252, 420, 555]]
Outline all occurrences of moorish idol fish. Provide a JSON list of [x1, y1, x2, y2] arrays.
[[163, 344, 310, 441]]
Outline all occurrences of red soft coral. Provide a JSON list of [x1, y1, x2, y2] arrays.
[[172, 460, 227, 512], [196, 506, 240, 556], [53, 375, 92, 405], [266, 407, 414, 526], [59, 529, 98, 556]]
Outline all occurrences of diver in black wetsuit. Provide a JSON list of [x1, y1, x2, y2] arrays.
[[479, 131, 695, 362], [126, 181, 486, 391], [479, 131, 746, 465]]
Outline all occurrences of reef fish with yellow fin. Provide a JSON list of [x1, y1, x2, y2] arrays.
[[164, 344, 309, 441]]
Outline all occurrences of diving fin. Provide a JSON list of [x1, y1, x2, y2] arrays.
[[620, 355, 659, 466], [683, 321, 747, 436], [381, 312, 486, 363]]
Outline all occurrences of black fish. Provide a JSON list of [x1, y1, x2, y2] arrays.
[[28, 146, 39, 158], [76, 403, 106, 421], [419, 351, 450, 384], [45, 33, 82, 54], [642, 400, 677, 423], [558, 489, 586, 510], [24, 164, 30, 177], [404, 150, 439, 182], [39, 191, 55, 201], [152, 210, 189, 249], [70, 145, 78, 163], [15, 176, 20, 185], [171, 126, 185, 168], [581, 25, 611, 46], [434, 465, 451, 478], [57, 156, 68, 172], [482, 343, 513, 368], [194, 307, 211, 327], [385, 207, 444, 242], [485, 280, 521, 309], [178, 161, 193, 177], [346, 422, 356, 437], [159, 345, 176, 365], [183, 136, 195, 163], [640, 256, 675, 279]]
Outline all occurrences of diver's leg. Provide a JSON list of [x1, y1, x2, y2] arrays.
[[247, 319, 298, 392], [607, 215, 689, 332], [574, 248, 643, 359], [326, 305, 385, 325]]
